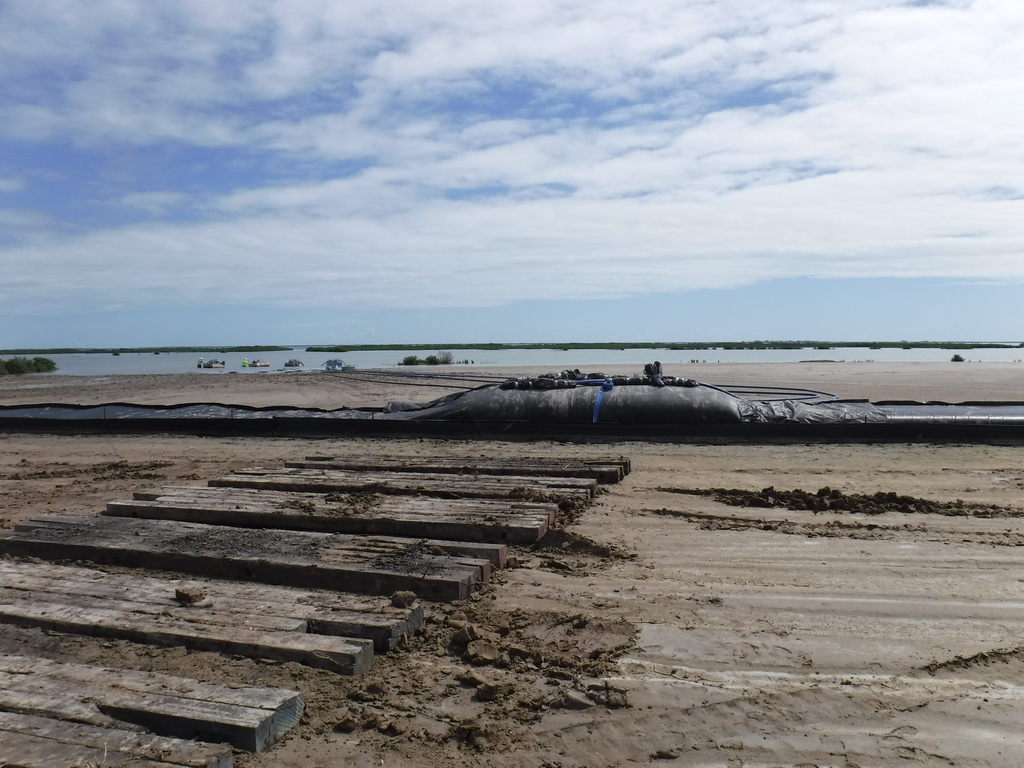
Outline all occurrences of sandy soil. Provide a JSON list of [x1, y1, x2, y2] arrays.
[[2, 363, 1024, 767]]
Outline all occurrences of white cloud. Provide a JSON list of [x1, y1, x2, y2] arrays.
[[1, 0, 1024, 320]]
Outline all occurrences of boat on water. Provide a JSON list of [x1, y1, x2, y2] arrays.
[[284, 359, 304, 367], [247, 360, 270, 368], [323, 359, 356, 371], [200, 360, 225, 369]]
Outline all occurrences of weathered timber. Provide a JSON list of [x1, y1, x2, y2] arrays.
[[210, 466, 597, 503], [297, 455, 630, 482], [0, 600, 373, 675], [0, 560, 421, 651], [28, 511, 508, 569], [0, 516, 486, 601], [0, 585, 308, 633], [0, 711, 232, 767], [0, 655, 302, 752], [108, 485, 554, 543]]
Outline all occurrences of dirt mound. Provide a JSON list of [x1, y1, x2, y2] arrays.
[[923, 646, 1024, 675], [662, 485, 1021, 517], [233, 582, 637, 761]]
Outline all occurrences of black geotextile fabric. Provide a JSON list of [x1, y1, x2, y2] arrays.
[[381, 381, 745, 423], [4, 384, 1024, 425], [0, 403, 372, 420]]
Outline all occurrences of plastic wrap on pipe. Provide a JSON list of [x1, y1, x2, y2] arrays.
[[380, 382, 745, 424]]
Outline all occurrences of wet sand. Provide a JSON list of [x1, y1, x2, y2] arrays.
[[2, 363, 1024, 767]]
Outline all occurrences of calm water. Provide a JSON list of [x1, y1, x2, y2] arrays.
[[26, 344, 1024, 376]]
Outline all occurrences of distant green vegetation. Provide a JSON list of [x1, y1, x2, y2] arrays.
[[400, 351, 459, 366], [0, 346, 291, 355], [308, 340, 1023, 353], [0, 356, 58, 375]]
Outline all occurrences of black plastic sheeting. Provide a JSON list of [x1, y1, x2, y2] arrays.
[[383, 381, 1024, 426], [382, 380, 744, 424], [4, 379, 1024, 427], [0, 403, 372, 421]]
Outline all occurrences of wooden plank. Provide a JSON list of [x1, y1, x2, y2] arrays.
[[211, 466, 597, 502], [0, 600, 374, 676], [0, 655, 300, 720], [109, 486, 554, 544], [0, 586, 307, 633], [0, 560, 422, 652], [0, 710, 232, 766], [134, 484, 558, 523], [0, 712, 225, 768], [0, 516, 482, 601], [0, 654, 302, 753], [0, 678, 277, 753], [297, 455, 630, 482], [16, 512, 507, 569]]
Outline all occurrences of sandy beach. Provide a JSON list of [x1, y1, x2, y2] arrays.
[[2, 362, 1024, 767]]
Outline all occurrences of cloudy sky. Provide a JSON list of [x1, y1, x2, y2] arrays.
[[1, 0, 1022, 348]]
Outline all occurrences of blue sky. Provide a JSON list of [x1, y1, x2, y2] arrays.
[[1, 0, 1022, 348]]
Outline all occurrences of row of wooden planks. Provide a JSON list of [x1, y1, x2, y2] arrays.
[[0, 455, 630, 766]]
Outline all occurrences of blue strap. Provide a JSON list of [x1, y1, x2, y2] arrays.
[[589, 379, 614, 422]]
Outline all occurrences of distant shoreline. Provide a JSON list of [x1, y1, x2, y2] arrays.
[[4, 340, 1022, 356]]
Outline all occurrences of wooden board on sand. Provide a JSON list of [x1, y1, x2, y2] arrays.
[[210, 466, 598, 503], [0, 515, 503, 601], [0, 653, 302, 754], [108, 485, 555, 543]]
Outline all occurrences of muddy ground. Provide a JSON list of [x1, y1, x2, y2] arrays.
[[2, 364, 1024, 767]]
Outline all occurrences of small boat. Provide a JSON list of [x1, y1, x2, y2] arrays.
[[284, 359, 304, 367], [201, 360, 226, 369], [323, 359, 356, 371], [248, 359, 270, 368]]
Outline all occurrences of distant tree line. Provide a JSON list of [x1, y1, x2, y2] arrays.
[[0, 356, 58, 375], [400, 351, 463, 366]]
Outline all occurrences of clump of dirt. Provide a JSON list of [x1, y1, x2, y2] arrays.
[[440, 602, 637, 680], [277, 497, 318, 514], [922, 646, 1024, 675], [531, 529, 635, 560], [649, 506, 1024, 546], [164, 526, 325, 560], [660, 485, 1020, 517], [311, 596, 636, 754], [325, 491, 384, 515], [507, 486, 591, 523], [370, 540, 450, 575], [8, 460, 174, 482], [220, 581, 635, 762], [276, 492, 384, 517]]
